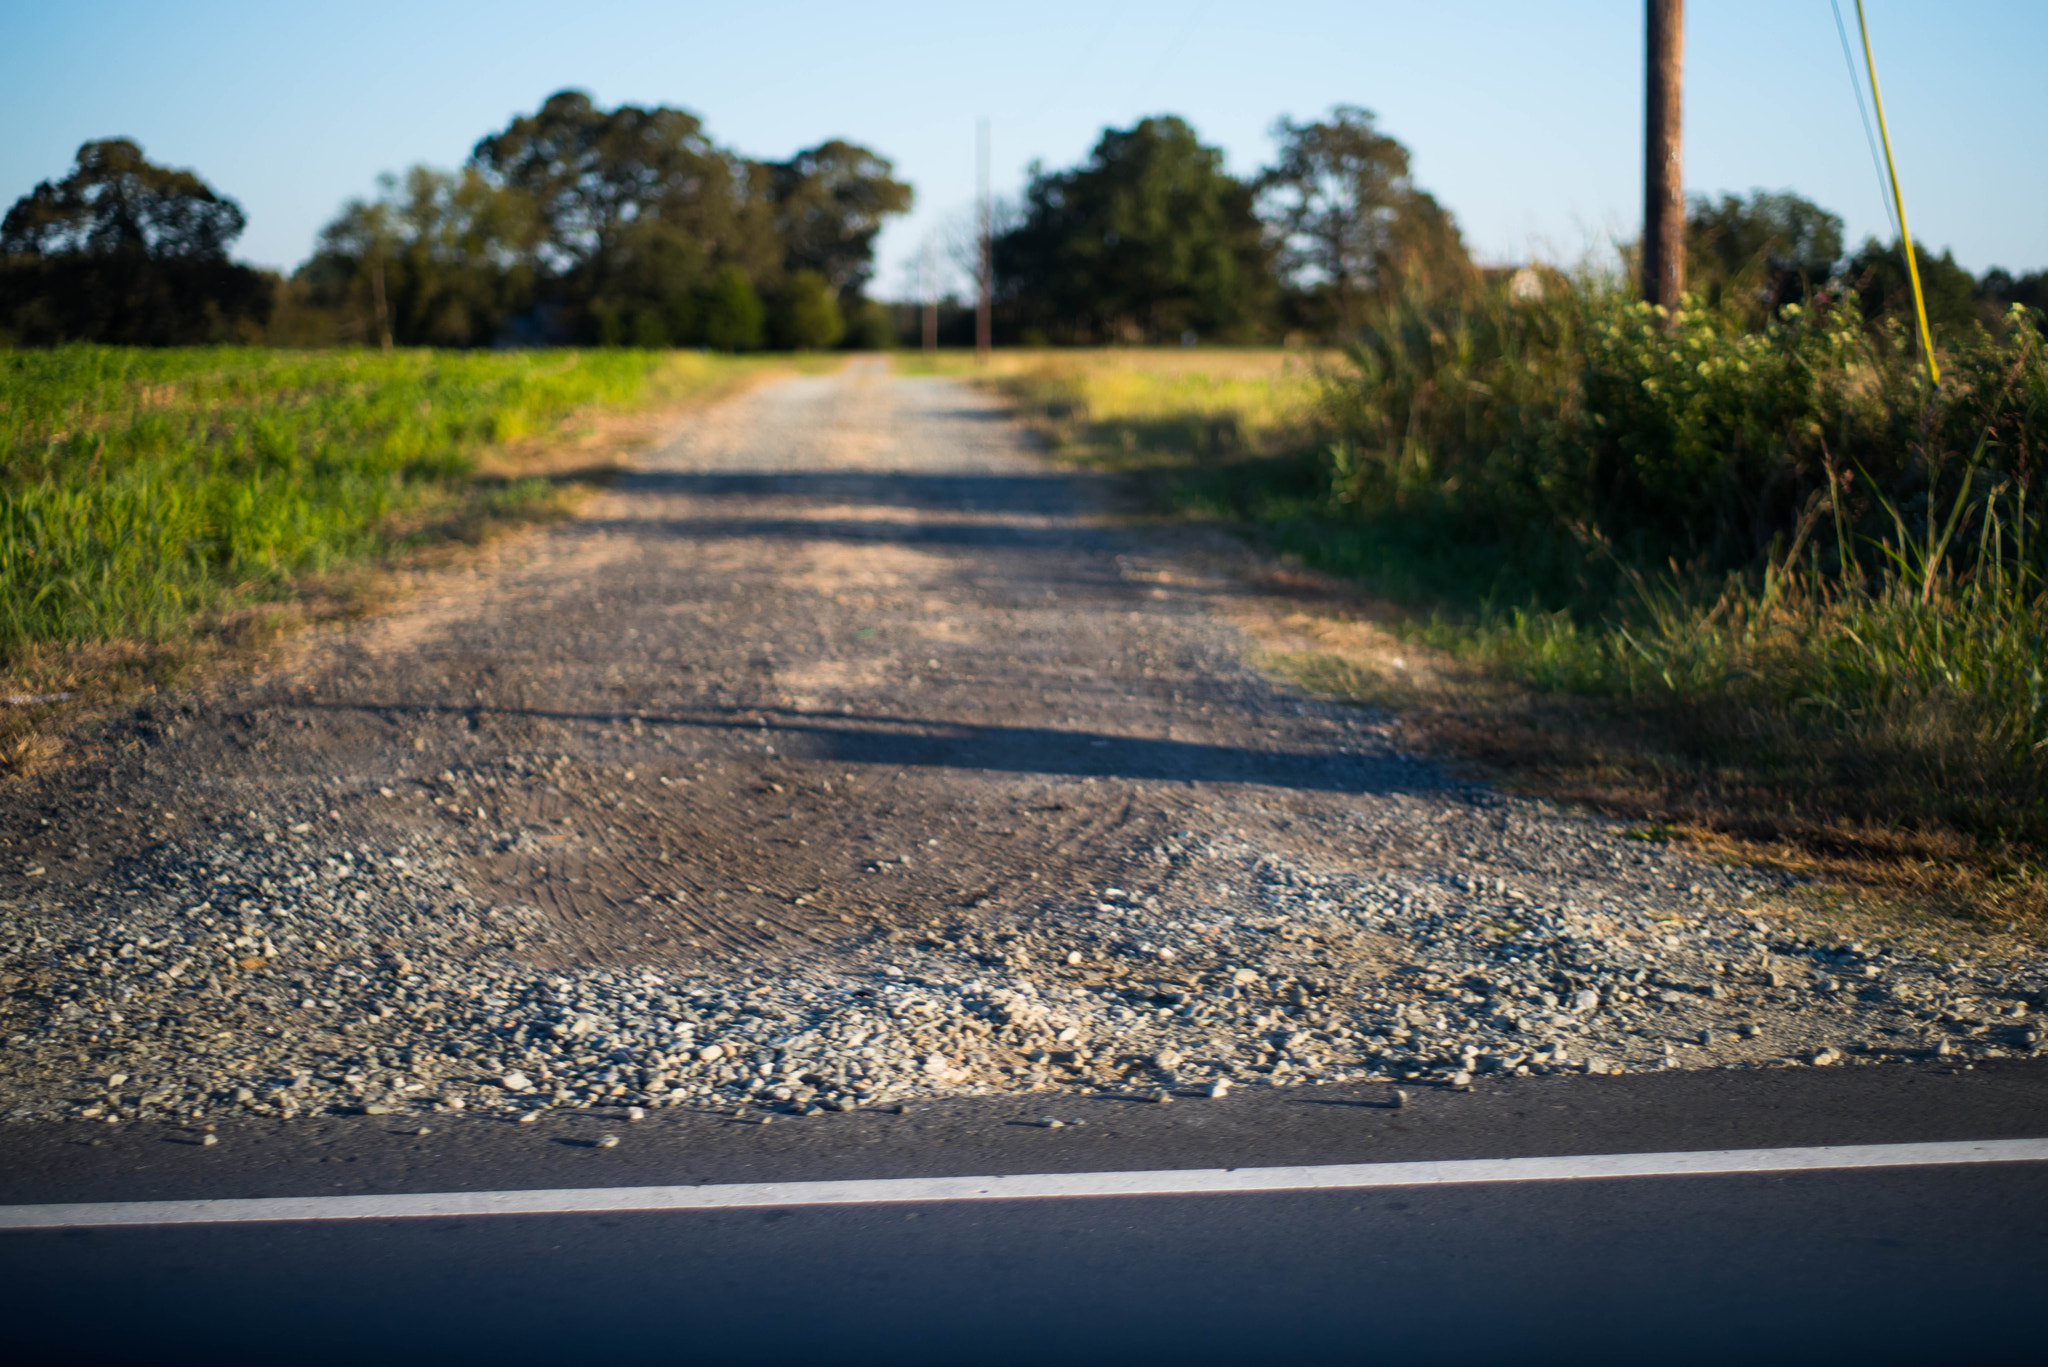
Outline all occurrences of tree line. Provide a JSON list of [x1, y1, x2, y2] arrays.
[[983, 109, 2043, 345], [1, 90, 912, 350], [3, 98, 2041, 349], [990, 108, 1473, 344]]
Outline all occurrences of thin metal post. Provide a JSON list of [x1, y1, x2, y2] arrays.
[[922, 238, 938, 354], [976, 118, 992, 361]]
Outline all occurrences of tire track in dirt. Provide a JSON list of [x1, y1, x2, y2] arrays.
[[8, 361, 2035, 1133], [83, 357, 1290, 969]]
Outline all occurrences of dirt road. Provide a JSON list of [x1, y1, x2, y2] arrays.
[[2, 362, 2036, 1127]]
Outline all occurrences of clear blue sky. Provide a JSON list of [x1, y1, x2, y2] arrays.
[[6, 1, 2042, 295]]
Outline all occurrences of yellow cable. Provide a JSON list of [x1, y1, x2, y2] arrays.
[[1855, 0, 1939, 385]]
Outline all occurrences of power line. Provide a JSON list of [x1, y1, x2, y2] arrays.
[[1129, 0, 1218, 107], [1007, 13, 1125, 128], [1851, 0, 1940, 384], [1830, 0, 1901, 241]]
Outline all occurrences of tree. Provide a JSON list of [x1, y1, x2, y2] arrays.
[[297, 93, 916, 349], [1685, 189, 1843, 322], [468, 90, 778, 341], [299, 165, 535, 347], [769, 140, 912, 297], [699, 264, 765, 351], [588, 216, 709, 345], [1258, 106, 1472, 333], [1844, 237, 1982, 343], [3, 137, 247, 260], [994, 116, 1270, 343], [1977, 267, 2048, 336], [840, 296, 899, 350], [0, 138, 269, 344], [770, 269, 844, 350]]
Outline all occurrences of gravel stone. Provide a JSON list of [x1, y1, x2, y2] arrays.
[[1, 367, 2039, 1133]]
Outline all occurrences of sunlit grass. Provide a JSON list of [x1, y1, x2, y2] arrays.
[[0, 346, 754, 659], [896, 346, 1329, 465]]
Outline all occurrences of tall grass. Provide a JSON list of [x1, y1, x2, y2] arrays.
[[0, 346, 726, 660], [1316, 283, 2048, 848], [1325, 284, 2041, 586], [967, 295, 2048, 871]]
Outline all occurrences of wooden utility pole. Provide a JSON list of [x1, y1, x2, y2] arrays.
[[1642, 0, 1684, 312], [976, 117, 992, 361]]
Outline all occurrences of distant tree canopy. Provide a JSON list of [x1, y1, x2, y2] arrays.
[[6, 103, 2040, 352], [1686, 189, 1844, 321], [297, 89, 912, 348], [1259, 106, 1473, 333], [990, 108, 1476, 344], [1844, 236, 1985, 341], [1979, 267, 2048, 332], [298, 165, 533, 349], [0, 139, 270, 344], [1674, 189, 2036, 343], [770, 140, 915, 297], [994, 117, 1271, 344]]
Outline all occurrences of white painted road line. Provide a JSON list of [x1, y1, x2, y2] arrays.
[[4, 1137, 2044, 1231]]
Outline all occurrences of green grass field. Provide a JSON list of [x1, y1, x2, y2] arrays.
[[0, 346, 770, 666]]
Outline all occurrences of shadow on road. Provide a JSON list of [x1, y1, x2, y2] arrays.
[[291, 702, 1434, 798], [609, 469, 1117, 516], [568, 515, 1137, 553]]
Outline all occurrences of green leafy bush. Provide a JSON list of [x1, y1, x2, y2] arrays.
[[771, 270, 844, 351], [1308, 279, 2048, 844], [1325, 285, 2044, 590]]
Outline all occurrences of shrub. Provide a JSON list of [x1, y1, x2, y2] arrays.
[[1306, 278, 2048, 847], [770, 270, 844, 351], [1323, 282, 2046, 606], [698, 266, 765, 352]]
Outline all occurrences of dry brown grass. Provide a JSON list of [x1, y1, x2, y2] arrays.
[[898, 347, 1334, 483], [897, 345, 1335, 383]]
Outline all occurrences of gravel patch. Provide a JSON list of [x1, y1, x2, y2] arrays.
[[4, 366, 2042, 1131], [4, 791, 2042, 1129]]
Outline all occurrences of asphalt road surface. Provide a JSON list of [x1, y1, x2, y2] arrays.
[[3, 1060, 2044, 1365]]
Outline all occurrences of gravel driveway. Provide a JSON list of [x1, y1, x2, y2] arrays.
[[2, 361, 2041, 1128]]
